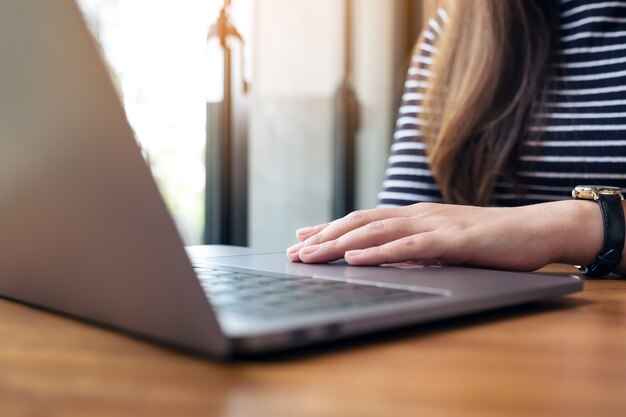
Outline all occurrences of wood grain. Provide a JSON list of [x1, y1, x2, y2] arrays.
[[1, 266, 625, 417]]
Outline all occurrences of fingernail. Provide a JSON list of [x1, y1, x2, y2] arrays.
[[287, 242, 304, 254], [345, 249, 365, 258], [296, 226, 315, 236], [286, 251, 302, 262], [299, 245, 320, 257]]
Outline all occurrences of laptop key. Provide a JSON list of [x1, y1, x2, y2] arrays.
[[193, 264, 442, 318]]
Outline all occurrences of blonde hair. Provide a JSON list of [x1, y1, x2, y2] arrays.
[[422, 0, 557, 205]]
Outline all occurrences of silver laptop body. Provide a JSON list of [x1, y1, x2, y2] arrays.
[[0, 1, 582, 359]]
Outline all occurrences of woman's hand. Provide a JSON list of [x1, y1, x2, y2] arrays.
[[286, 200, 604, 272]]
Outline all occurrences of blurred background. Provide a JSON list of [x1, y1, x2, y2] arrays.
[[77, 0, 437, 250]]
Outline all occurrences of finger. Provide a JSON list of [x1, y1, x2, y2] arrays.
[[302, 207, 409, 247], [298, 217, 421, 264], [286, 242, 305, 262], [344, 232, 447, 266], [296, 223, 329, 241]]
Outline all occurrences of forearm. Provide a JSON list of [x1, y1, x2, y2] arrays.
[[288, 198, 626, 274]]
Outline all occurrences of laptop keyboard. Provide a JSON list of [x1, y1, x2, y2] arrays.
[[192, 262, 441, 318]]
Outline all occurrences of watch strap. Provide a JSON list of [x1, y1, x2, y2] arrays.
[[580, 194, 625, 278]]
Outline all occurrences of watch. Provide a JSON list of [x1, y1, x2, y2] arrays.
[[572, 185, 625, 278]]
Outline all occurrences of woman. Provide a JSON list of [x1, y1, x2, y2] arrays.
[[287, 0, 626, 277]]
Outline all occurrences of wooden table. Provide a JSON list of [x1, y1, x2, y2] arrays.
[[1, 265, 625, 417]]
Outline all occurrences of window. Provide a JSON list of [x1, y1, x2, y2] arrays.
[[78, 0, 250, 244]]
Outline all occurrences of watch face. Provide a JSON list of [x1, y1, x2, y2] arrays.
[[573, 185, 624, 200]]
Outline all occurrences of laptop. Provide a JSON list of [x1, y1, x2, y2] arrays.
[[0, 1, 582, 359]]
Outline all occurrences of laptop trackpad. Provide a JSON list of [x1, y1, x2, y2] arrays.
[[201, 251, 419, 278]]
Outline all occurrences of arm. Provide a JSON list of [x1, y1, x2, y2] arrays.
[[286, 199, 624, 274]]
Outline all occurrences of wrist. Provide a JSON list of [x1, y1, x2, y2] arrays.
[[551, 199, 604, 267]]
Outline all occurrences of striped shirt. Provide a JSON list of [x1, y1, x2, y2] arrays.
[[379, 0, 626, 207]]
